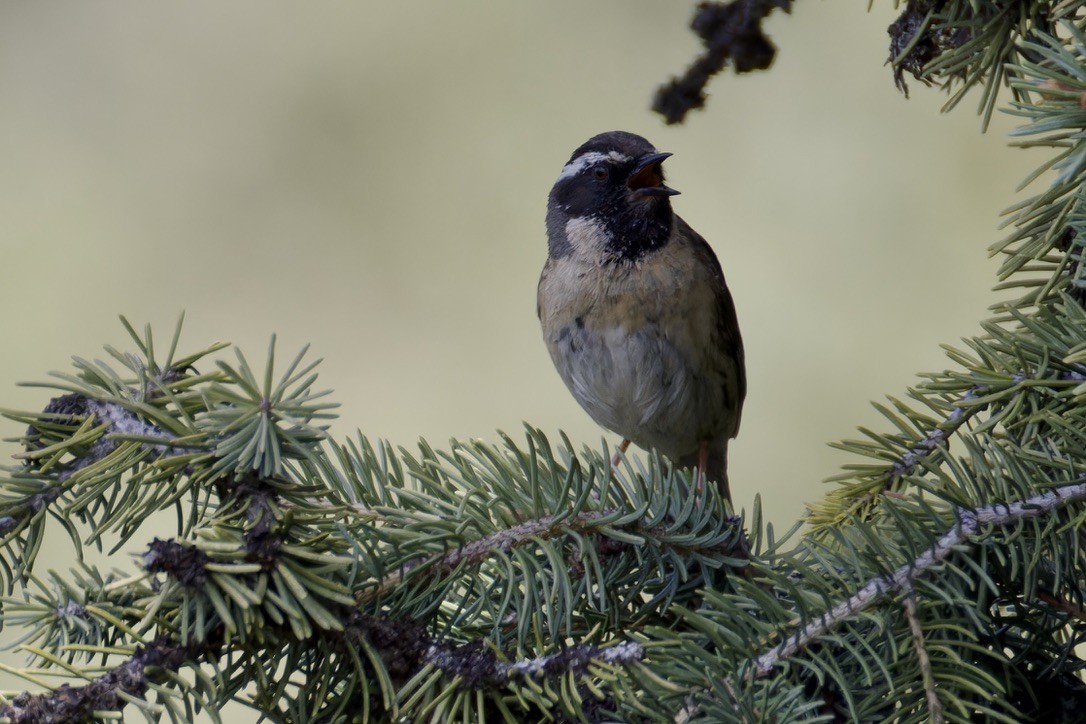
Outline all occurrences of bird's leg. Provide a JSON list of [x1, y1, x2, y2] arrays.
[[610, 439, 631, 467], [695, 441, 709, 492]]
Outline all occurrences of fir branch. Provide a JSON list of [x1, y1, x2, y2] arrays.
[[355, 510, 616, 605], [0, 485, 59, 538], [868, 365, 1082, 488], [1056, 228, 1086, 307], [0, 636, 205, 724], [0, 567, 142, 666], [424, 638, 644, 689], [7, 298, 1086, 719], [902, 588, 944, 724], [135, 479, 648, 709], [357, 507, 747, 606], [753, 479, 1086, 676], [316, 611, 642, 722], [653, 0, 793, 124], [222, 475, 285, 568]]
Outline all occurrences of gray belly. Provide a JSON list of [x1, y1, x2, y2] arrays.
[[547, 322, 724, 458]]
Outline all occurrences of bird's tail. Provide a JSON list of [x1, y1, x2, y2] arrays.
[[676, 441, 731, 505]]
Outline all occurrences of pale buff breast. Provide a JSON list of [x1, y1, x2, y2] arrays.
[[538, 227, 734, 459]]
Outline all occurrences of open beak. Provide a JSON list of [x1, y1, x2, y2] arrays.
[[627, 152, 680, 198]]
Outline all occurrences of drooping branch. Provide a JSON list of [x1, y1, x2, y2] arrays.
[[653, 0, 793, 124]]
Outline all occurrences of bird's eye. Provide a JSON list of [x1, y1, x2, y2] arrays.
[[591, 166, 608, 180]]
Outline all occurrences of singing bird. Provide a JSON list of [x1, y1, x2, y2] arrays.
[[537, 131, 745, 501]]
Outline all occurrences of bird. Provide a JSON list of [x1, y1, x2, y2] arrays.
[[537, 131, 745, 502]]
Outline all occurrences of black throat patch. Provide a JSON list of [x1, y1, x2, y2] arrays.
[[597, 202, 674, 262]]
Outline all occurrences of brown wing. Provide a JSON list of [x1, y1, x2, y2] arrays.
[[676, 215, 746, 436]]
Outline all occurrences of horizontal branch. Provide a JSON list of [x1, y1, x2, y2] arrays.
[[424, 638, 644, 689], [357, 506, 745, 606], [0, 636, 201, 724], [356, 510, 617, 605]]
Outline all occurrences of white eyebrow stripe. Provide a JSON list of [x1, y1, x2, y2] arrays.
[[555, 151, 633, 182]]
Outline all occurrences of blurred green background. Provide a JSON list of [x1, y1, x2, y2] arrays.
[[0, 0, 1043, 712]]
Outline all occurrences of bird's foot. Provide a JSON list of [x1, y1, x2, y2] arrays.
[[610, 439, 631, 467]]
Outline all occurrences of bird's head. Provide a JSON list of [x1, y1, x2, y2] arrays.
[[546, 131, 678, 262]]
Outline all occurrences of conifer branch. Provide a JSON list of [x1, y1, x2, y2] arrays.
[[141, 539, 645, 699], [424, 639, 644, 688], [820, 358, 1086, 528], [752, 479, 1086, 676], [0, 636, 205, 724], [357, 510, 616, 605], [0, 615, 642, 723], [358, 506, 747, 606], [879, 366, 1081, 492]]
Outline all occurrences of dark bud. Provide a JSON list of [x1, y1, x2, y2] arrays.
[[24, 393, 91, 455], [243, 530, 282, 571], [143, 538, 209, 587], [887, 0, 972, 96], [1057, 228, 1086, 306], [41, 393, 91, 419]]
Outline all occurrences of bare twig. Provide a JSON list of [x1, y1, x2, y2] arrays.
[[902, 588, 945, 724], [1037, 591, 1086, 623]]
